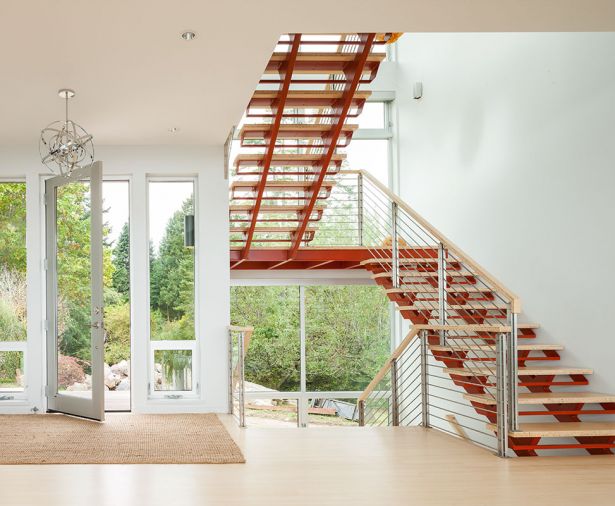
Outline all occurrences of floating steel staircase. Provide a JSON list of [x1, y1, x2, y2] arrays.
[[228, 33, 615, 456], [348, 171, 615, 456], [230, 33, 390, 267]]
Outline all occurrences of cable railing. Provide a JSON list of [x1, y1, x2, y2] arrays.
[[229, 168, 523, 453], [229, 326, 253, 427], [358, 325, 513, 457], [291, 170, 523, 456]]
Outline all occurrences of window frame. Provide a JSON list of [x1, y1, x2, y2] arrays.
[[348, 95, 395, 190], [231, 278, 393, 427], [146, 176, 200, 399], [0, 179, 28, 402]]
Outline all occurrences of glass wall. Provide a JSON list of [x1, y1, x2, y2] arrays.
[[0, 182, 27, 398], [230, 286, 300, 392], [345, 100, 392, 187], [231, 284, 390, 427], [148, 180, 197, 397], [305, 285, 390, 392]]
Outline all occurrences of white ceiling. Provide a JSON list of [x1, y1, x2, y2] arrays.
[[1, 0, 614, 145]]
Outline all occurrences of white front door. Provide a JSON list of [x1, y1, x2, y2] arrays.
[[45, 161, 105, 421]]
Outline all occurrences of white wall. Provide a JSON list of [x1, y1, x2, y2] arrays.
[[0, 145, 229, 414], [382, 33, 615, 397]]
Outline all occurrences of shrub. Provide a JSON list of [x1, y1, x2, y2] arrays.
[[57, 355, 86, 389], [150, 313, 194, 341], [0, 351, 23, 386], [105, 341, 130, 365], [105, 302, 130, 345], [0, 299, 26, 341]]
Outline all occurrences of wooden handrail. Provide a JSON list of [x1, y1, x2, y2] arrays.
[[229, 325, 254, 333], [357, 324, 513, 403], [358, 327, 420, 402], [341, 170, 521, 313]]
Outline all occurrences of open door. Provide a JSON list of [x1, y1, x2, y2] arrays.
[[45, 161, 105, 421]]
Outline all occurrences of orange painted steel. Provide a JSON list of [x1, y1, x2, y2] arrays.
[[239, 34, 301, 261], [288, 33, 376, 258]]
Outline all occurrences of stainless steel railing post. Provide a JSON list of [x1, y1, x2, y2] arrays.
[[437, 242, 447, 346], [228, 329, 233, 415], [391, 358, 399, 426], [508, 313, 519, 431], [238, 330, 246, 428], [496, 332, 509, 457], [357, 172, 364, 247], [420, 330, 430, 428], [391, 202, 399, 289]]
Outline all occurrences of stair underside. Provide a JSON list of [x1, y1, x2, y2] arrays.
[[444, 366, 593, 376], [430, 344, 563, 352], [487, 422, 615, 438], [465, 392, 615, 405]]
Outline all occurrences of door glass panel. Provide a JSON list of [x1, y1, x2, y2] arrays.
[[56, 182, 92, 396]]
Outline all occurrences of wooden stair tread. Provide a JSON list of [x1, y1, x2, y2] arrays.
[[362, 258, 445, 265], [397, 303, 508, 311], [465, 391, 615, 406], [230, 205, 326, 212], [231, 180, 335, 189], [487, 422, 615, 438], [385, 287, 490, 294], [372, 271, 474, 279], [235, 153, 345, 165], [269, 52, 386, 63], [253, 90, 371, 100], [231, 226, 317, 233], [444, 366, 593, 376], [430, 344, 563, 352], [241, 123, 358, 132]]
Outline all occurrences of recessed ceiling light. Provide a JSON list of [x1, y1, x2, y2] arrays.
[[168, 127, 180, 133], [181, 31, 196, 41]]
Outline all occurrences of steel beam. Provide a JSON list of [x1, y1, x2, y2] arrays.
[[240, 34, 301, 260], [287, 33, 376, 258]]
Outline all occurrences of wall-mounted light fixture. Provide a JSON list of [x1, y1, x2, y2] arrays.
[[413, 82, 423, 100], [184, 215, 195, 247]]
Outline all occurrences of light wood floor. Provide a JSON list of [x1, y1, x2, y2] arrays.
[[0, 414, 614, 506]]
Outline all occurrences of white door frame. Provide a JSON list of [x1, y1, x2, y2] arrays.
[[45, 161, 105, 421]]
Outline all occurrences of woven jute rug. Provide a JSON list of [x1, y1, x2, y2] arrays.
[[0, 413, 245, 464]]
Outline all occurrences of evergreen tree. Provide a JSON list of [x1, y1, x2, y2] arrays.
[[111, 222, 130, 300], [150, 197, 194, 321]]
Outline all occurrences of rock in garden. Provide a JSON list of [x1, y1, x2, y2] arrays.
[[116, 378, 130, 391], [105, 372, 121, 389], [111, 360, 129, 377]]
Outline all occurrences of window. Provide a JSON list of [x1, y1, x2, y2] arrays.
[[231, 283, 391, 427], [305, 285, 390, 392], [102, 180, 131, 411], [0, 182, 27, 399], [357, 102, 386, 129], [344, 100, 393, 187], [345, 139, 390, 187], [148, 180, 197, 397], [231, 286, 300, 392]]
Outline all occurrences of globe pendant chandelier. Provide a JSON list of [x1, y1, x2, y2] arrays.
[[40, 89, 94, 177]]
